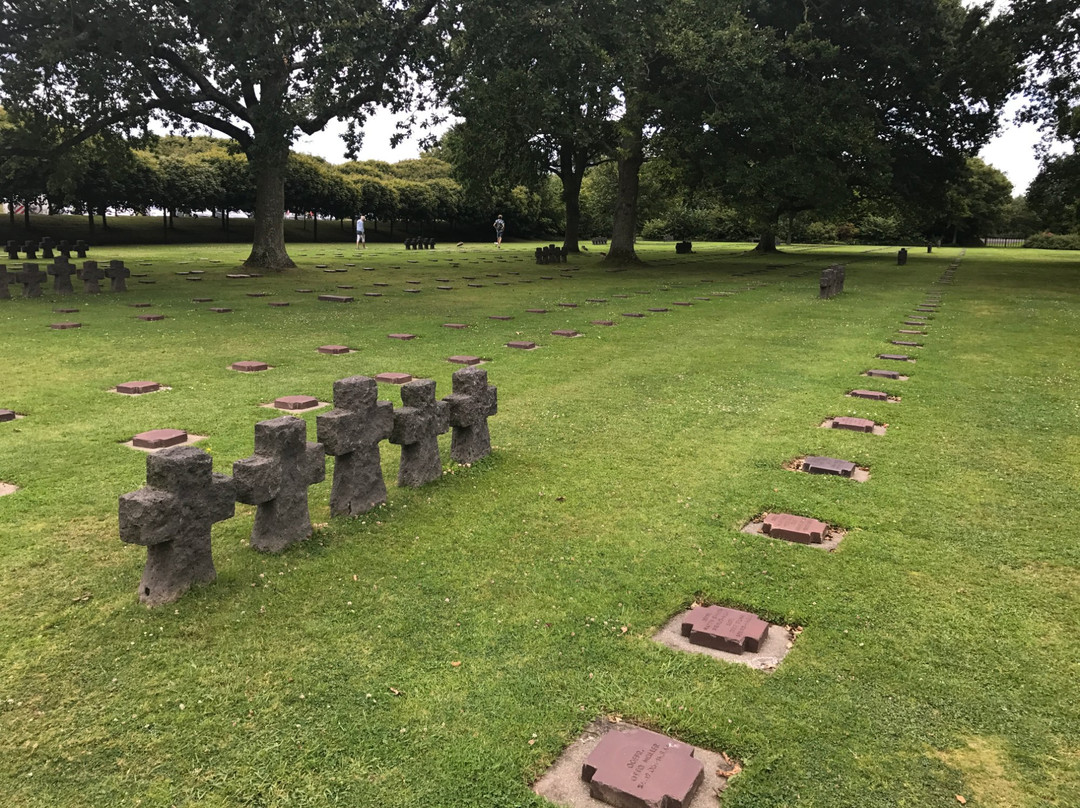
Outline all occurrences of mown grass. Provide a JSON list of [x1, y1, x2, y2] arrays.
[[0, 240, 1077, 807]]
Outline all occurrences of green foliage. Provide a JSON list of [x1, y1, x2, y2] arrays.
[[1023, 231, 1080, 249], [1026, 152, 1080, 233]]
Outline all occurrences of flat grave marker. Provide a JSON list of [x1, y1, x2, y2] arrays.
[[375, 372, 413, 384]]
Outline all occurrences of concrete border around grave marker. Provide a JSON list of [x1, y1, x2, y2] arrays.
[[111, 384, 172, 396], [123, 433, 208, 453], [653, 605, 796, 671], [847, 390, 901, 403], [819, 417, 887, 436], [0, 411, 27, 421], [532, 718, 738, 808], [741, 516, 846, 552], [783, 456, 870, 482], [0, 482, 18, 497]]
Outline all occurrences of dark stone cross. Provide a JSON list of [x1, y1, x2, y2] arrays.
[[0, 265, 11, 300], [48, 261, 77, 295], [39, 237, 55, 259], [233, 416, 326, 553], [316, 376, 393, 516], [107, 259, 130, 292], [80, 261, 105, 293], [22, 241, 37, 260], [819, 264, 846, 299], [118, 445, 236, 606], [389, 379, 449, 487], [442, 366, 497, 464], [17, 263, 45, 297], [75, 240, 89, 258], [4, 241, 18, 260]]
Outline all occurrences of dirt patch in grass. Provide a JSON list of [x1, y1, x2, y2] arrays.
[[935, 737, 1031, 808]]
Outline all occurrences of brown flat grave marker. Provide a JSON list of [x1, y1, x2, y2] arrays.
[[268, 301, 290, 307], [318, 294, 353, 303], [130, 302, 152, 308], [648, 308, 670, 312], [436, 278, 451, 282], [848, 389, 891, 402], [506, 341, 536, 350], [131, 429, 189, 450], [582, 727, 704, 808], [406, 279, 421, 284], [270, 395, 325, 412], [558, 302, 578, 308], [681, 604, 769, 653], [231, 360, 270, 372], [404, 289, 421, 294], [486, 273, 499, 277], [226, 273, 250, 279], [373, 282, 390, 287], [534, 719, 737, 808], [898, 329, 926, 335], [552, 329, 580, 337], [246, 292, 268, 298], [741, 513, 845, 551], [903, 320, 928, 327], [437, 286, 453, 290], [878, 354, 913, 362], [210, 307, 232, 313], [50, 322, 81, 330], [443, 323, 468, 329], [116, 381, 162, 395], [526, 308, 548, 314], [495, 281, 510, 285], [54, 307, 79, 313], [295, 289, 313, 293], [673, 301, 692, 306], [823, 416, 885, 435], [654, 605, 796, 671], [192, 298, 212, 303], [388, 333, 416, 340], [318, 345, 352, 355], [613, 294, 629, 298], [891, 340, 921, 347], [462, 275, 476, 280], [468, 283, 484, 288], [137, 314, 165, 321], [694, 297, 711, 301], [586, 298, 607, 303], [447, 355, 483, 365], [621, 312, 645, 318], [489, 315, 513, 321], [540, 275, 554, 280], [375, 372, 413, 384], [0, 409, 18, 422], [136, 280, 156, 284], [591, 320, 615, 326], [798, 455, 869, 481], [186, 277, 203, 282], [865, 369, 903, 379]]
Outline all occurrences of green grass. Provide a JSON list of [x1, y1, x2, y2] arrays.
[[0, 240, 1077, 807]]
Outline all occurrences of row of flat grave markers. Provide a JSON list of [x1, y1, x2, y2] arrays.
[[118, 368, 496, 606], [0, 260, 131, 299]]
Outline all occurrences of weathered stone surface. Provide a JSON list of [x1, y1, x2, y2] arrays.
[[447, 355, 483, 365], [17, 263, 45, 297], [850, 389, 888, 401], [107, 260, 130, 292], [621, 312, 645, 318], [389, 379, 449, 487], [0, 265, 12, 300], [831, 417, 875, 433], [318, 345, 351, 355], [443, 366, 497, 464], [763, 513, 827, 544], [210, 308, 232, 313], [137, 314, 165, 322], [506, 341, 536, 349], [489, 315, 513, 321], [878, 354, 912, 361], [48, 261, 77, 294], [233, 417, 325, 553], [317, 376, 393, 516], [592, 320, 615, 326], [50, 321, 81, 330], [375, 372, 413, 384], [388, 333, 416, 340], [558, 303, 578, 308], [551, 329, 579, 337], [273, 395, 319, 410], [581, 728, 704, 808], [891, 340, 921, 347], [526, 308, 548, 314], [443, 323, 468, 329], [647, 307, 669, 312], [681, 605, 770, 654], [803, 455, 857, 476], [119, 446, 235, 606], [232, 361, 269, 372], [819, 264, 846, 299], [0, 409, 17, 422], [117, 381, 162, 395], [132, 428, 189, 450], [268, 301, 290, 307], [865, 369, 901, 379], [318, 294, 354, 303]]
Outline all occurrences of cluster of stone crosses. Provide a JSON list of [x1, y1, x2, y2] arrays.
[[0, 234, 135, 299], [118, 367, 496, 607]]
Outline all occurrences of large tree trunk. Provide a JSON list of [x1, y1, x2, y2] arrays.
[[754, 224, 779, 253], [244, 136, 295, 269], [88, 208, 95, 236], [23, 203, 31, 229], [604, 126, 645, 265], [560, 145, 586, 254]]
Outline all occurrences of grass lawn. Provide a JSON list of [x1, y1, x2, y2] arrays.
[[0, 239, 1077, 807]]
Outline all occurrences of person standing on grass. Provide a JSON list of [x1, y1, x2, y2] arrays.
[[493, 214, 505, 248], [355, 214, 366, 249]]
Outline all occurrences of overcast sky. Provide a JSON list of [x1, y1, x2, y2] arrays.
[[293, 98, 1046, 196]]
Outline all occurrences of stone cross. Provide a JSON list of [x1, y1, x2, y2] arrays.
[[57, 240, 71, 259], [75, 240, 89, 258], [0, 265, 11, 300], [107, 259, 130, 292], [40, 237, 55, 259], [22, 241, 37, 260], [233, 416, 325, 553], [316, 376, 393, 516], [80, 260, 105, 293], [5, 241, 19, 260], [819, 264, 845, 299], [17, 263, 45, 297], [389, 379, 448, 487], [118, 445, 236, 606], [443, 366, 497, 464], [48, 260, 77, 295]]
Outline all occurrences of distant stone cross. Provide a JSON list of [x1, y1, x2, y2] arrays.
[[233, 416, 326, 553], [80, 261, 105, 293], [389, 379, 448, 487], [48, 261, 77, 295], [107, 259, 130, 292], [316, 376, 393, 516], [443, 366, 497, 464], [17, 263, 45, 297], [0, 265, 11, 300], [118, 445, 236, 606]]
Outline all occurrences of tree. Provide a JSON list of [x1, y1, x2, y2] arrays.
[[0, 0, 438, 269], [1027, 152, 1080, 233], [937, 157, 1014, 243], [1007, 0, 1080, 144]]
